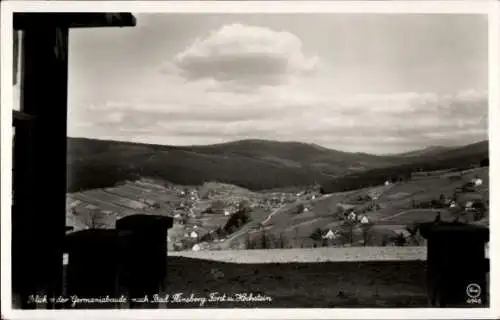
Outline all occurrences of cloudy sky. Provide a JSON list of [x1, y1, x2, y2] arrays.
[[60, 13, 487, 154]]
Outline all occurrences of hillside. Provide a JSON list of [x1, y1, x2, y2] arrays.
[[220, 166, 489, 250], [66, 137, 488, 193], [320, 140, 488, 194]]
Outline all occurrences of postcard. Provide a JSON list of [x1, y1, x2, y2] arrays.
[[1, 1, 498, 319]]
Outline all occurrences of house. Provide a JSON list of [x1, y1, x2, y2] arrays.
[[224, 210, 231, 216], [473, 178, 483, 186], [384, 180, 391, 186], [465, 201, 474, 210], [369, 193, 379, 201], [190, 231, 198, 238], [322, 229, 339, 240], [359, 215, 370, 224], [347, 211, 357, 222], [192, 244, 201, 252]]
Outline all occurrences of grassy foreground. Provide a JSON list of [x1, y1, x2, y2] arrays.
[[164, 256, 429, 308]]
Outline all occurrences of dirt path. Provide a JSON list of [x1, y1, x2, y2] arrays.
[[261, 203, 288, 225]]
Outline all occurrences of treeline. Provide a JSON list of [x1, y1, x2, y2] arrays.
[[66, 150, 325, 194]]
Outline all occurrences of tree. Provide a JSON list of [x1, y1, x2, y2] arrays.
[[260, 231, 270, 249], [391, 233, 407, 246], [439, 194, 446, 204], [245, 235, 252, 249], [223, 209, 251, 234], [278, 233, 286, 249], [310, 228, 323, 241], [480, 158, 489, 167], [405, 224, 421, 245], [361, 223, 374, 246], [238, 200, 252, 213], [340, 220, 357, 245], [85, 209, 113, 229], [321, 238, 328, 247], [295, 203, 305, 215], [335, 206, 345, 219], [472, 202, 487, 221], [381, 235, 389, 247]]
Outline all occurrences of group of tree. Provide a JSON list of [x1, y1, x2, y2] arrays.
[[82, 208, 116, 229], [381, 224, 423, 247], [411, 194, 449, 209], [308, 218, 375, 247], [223, 208, 251, 234], [244, 232, 287, 249]]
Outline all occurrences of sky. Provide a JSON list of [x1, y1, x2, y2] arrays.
[[18, 13, 489, 154]]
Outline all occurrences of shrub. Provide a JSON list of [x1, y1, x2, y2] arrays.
[[310, 228, 323, 241], [480, 158, 489, 167]]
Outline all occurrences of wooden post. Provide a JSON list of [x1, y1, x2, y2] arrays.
[[11, 12, 135, 310], [420, 222, 489, 307], [12, 16, 69, 309], [116, 215, 173, 308]]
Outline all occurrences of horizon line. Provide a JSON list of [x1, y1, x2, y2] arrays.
[[66, 135, 489, 156]]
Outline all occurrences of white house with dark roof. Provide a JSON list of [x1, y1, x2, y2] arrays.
[[359, 215, 370, 224], [473, 178, 483, 186], [322, 229, 339, 240], [347, 211, 357, 222]]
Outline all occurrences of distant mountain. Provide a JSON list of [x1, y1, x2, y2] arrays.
[[392, 146, 452, 158], [67, 137, 488, 193]]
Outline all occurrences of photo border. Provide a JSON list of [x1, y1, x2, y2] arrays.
[[1, 1, 498, 319]]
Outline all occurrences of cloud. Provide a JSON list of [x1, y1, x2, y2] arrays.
[[69, 83, 488, 154], [167, 23, 319, 87]]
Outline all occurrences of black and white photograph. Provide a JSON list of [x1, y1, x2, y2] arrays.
[[1, 1, 498, 319]]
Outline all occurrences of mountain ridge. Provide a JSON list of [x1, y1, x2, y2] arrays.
[[67, 137, 488, 193]]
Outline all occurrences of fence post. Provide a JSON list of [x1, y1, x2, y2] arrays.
[[64, 229, 122, 309], [116, 214, 173, 308], [419, 222, 489, 307]]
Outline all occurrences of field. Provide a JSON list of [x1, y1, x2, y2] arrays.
[[163, 255, 429, 308], [169, 246, 429, 263]]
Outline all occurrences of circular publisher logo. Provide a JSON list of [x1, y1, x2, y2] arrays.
[[466, 283, 481, 299]]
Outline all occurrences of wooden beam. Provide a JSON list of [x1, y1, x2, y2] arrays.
[[14, 13, 136, 30], [13, 110, 36, 124]]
